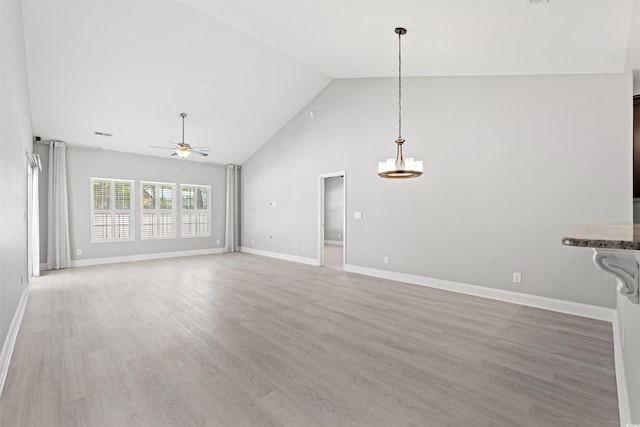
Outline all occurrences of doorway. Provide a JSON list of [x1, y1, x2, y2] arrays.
[[318, 172, 346, 269]]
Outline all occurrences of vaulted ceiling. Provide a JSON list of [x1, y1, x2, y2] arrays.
[[21, 0, 640, 165]]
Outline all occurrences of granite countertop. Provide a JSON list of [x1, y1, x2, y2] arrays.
[[562, 224, 640, 250]]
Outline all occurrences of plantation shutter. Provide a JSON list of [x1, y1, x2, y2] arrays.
[[92, 180, 112, 241], [91, 178, 134, 242]]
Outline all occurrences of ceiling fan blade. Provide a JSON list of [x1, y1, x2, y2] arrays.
[[171, 152, 178, 156], [190, 147, 211, 152], [149, 145, 176, 150], [190, 151, 208, 157]]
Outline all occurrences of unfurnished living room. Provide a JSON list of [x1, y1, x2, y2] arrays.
[[1, 0, 640, 426]]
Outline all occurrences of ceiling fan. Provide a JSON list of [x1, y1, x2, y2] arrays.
[[150, 113, 211, 158]]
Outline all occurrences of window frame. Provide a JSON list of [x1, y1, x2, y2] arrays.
[[140, 181, 177, 240], [90, 177, 135, 243], [180, 184, 211, 238]]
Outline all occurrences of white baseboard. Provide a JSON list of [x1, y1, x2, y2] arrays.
[[0, 287, 29, 399], [344, 264, 615, 322], [324, 240, 343, 246], [240, 247, 320, 266], [612, 310, 631, 426], [66, 248, 224, 268]]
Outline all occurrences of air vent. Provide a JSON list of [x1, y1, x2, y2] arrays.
[[528, 0, 549, 4], [94, 131, 113, 137]]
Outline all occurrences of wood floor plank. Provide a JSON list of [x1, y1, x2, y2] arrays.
[[0, 252, 619, 426]]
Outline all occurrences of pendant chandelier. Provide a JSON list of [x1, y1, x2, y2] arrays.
[[378, 27, 423, 179]]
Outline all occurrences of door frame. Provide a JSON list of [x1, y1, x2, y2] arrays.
[[317, 171, 346, 268]]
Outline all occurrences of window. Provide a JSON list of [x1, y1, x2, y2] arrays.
[[91, 178, 134, 242], [141, 182, 176, 239], [181, 184, 210, 237]]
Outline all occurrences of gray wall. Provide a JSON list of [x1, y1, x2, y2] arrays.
[[324, 176, 343, 243], [37, 146, 226, 263], [0, 0, 33, 357], [618, 291, 640, 422], [242, 74, 632, 308]]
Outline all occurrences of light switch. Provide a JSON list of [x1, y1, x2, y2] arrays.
[[354, 212, 362, 220]]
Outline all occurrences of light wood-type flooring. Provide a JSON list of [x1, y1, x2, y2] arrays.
[[323, 244, 343, 271], [0, 253, 618, 426]]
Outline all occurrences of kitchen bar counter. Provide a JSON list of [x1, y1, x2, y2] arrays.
[[562, 224, 640, 303], [562, 224, 640, 250]]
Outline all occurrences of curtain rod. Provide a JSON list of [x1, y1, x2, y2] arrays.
[[33, 137, 64, 145]]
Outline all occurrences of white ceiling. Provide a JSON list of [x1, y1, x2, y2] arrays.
[[21, 0, 638, 165], [187, 0, 634, 77]]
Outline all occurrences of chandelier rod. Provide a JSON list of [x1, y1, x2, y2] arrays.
[[398, 28, 402, 140]]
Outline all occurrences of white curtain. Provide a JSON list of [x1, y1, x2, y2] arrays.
[[224, 164, 240, 252], [27, 153, 41, 277], [47, 141, 71, 269]]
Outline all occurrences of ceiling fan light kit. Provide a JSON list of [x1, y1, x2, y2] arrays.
[[175, 113, 192, 158], [378, 27, 423, 179], [175, 146, 191, 158]]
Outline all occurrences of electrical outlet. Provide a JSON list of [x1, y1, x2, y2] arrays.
[[338, 233, 341, 239], [302, 245, 306, 253], [383, 256, 389, 264], [216, 239, 221, 244], [512, 272, 522, 284], [251, 240, 255, 245], [354, 212, 362, 220], [76, 249, 82, 256]]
